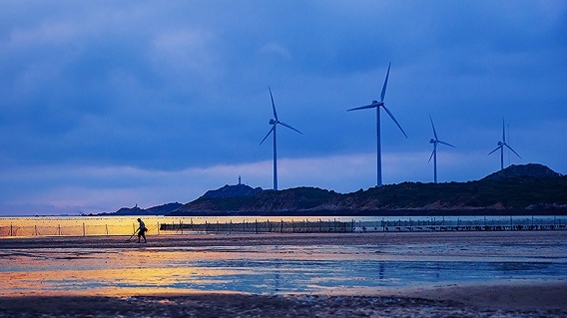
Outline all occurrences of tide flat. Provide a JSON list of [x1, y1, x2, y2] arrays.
[[1, 231, 566, 297]]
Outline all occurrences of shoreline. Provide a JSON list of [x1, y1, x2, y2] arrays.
[[2, 229, 566, 248]]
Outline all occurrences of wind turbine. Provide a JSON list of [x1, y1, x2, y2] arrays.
[[347, 63, 407, 187], [428, 115, 455, 183], [260, 87, 302, 190], [488, 119, 521, 170]]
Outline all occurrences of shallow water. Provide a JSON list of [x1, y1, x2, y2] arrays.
[[2, 236, 566, 296]]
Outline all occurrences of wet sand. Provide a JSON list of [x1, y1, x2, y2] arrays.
[[0, 288, 565, 318], [1, 231, 566, 317]]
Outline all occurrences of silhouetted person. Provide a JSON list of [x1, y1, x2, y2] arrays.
[[137, 218, 147, 243]]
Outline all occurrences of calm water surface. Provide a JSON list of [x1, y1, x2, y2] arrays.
[[1, 232, 566, 296]]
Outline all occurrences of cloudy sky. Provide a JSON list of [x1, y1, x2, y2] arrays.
[[1, 1, 566, 215]]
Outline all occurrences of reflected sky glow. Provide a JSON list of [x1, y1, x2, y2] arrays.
[[2, 238, 566, 297]]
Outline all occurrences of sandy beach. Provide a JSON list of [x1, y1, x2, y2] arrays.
[[1, 231, 566, 317]]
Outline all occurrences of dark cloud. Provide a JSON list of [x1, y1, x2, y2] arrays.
[[0, 1, 566, 214]]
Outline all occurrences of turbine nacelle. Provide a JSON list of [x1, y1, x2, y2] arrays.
[[371, 100, 384, 107], [430, 139, 436, 144], [269, 119, 276, 125]]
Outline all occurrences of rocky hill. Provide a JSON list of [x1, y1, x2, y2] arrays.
[[201, 184, 262, 199], [482, 163, 561, 181], [169, 164, 567, 216], [170, 187, 340, 216]]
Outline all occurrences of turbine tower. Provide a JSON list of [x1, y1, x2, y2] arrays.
[[488, 119, 521, 170], [348, 63, 408, 187], [260, 87, 302, 190], [428, 115, 455, 183]]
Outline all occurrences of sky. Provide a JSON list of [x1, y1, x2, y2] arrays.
[[1, 1, 566, 215]]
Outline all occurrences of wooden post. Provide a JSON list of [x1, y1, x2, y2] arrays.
[[106, 224, 109, 236], [35, 225, 38, 236], [83, 223, 86, 236], [59, 224, 62, 236], [255, 219, 258, 234]]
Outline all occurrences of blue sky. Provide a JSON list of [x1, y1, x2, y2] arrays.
[[1, 1, 566, 215]]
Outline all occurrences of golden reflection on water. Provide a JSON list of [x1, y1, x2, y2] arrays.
[[2, 244, 383, 297], [0, 249, 251, 297]]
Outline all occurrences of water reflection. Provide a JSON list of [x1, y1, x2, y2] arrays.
[[1, 243, 567, 296]]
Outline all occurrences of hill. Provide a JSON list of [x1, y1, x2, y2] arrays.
[[482, 163, 561, 181], [169, 164, 567, 216], [98, 164, 566, 217], [201, 183, 262, 199], [170, 187, 340, 216]]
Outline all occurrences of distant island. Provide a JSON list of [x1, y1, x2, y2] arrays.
[[100, 164, 567, 217]]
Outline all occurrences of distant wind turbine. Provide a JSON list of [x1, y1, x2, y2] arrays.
[[347, 63, 407, 187], [260, 87, 302, 191], [488, 119, 521, 170], [428, 115, 455, 183]]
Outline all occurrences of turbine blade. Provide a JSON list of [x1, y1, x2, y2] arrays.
[[502, 119, 506, 142], [268, 87, 278, 121], [382, 106, 408, 138], [429, 114, 438, 140], [259, 126, 275, 145], [347, 104, 377, 111], [380, 62, 391, 103], [278, 121, 303, 135], [438, 140, 455, 148], [428, 148, 435, 163], [505, 144, 521, 159], [488, 146, 502, 155]]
